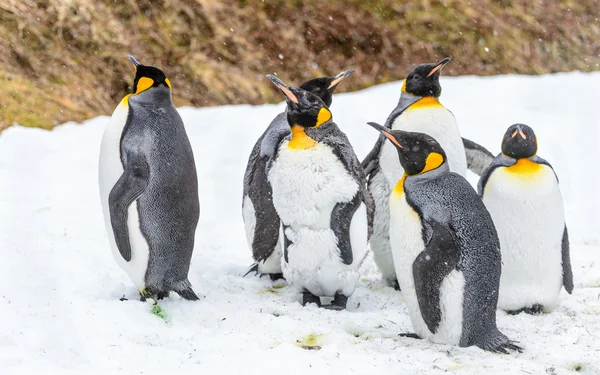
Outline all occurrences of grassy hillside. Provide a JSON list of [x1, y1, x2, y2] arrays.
[[1, 0, 599, 130]]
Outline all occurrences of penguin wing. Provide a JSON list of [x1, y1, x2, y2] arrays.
[[259, 113, 290, 159], [108, 153, 150, 262], [477, 154, 515, 196], [412, 219, 461, 334], [462, 137, 495, 177], [361, 134, 385, 177], [331, 191, 364, 265], [561, 226, 574, 294]]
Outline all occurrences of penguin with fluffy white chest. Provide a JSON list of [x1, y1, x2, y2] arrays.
[[242, 70, 355, 281], [478, 124, 573, 314], [367, 122, 520, 353], [362, 58, 470, 289], [98, 56, 200, 301], [265, 75, 372, 310]]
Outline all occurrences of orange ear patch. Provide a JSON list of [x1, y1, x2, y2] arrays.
[[135, 77, 154, 94], [278, 84, 298, 103], [314, 107, 332, 127], [420, 152, 444, 174]]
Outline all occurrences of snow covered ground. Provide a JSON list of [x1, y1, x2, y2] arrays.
[[1, 72, 599, 374]]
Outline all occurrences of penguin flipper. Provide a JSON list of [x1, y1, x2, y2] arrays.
[[361, 135, 385, 177], [331, 192, 364, 265], [462, 137, 494, 177], [412, 220, 460, 334], [561, 225, 574, 294], [108, 154, 150, 262]]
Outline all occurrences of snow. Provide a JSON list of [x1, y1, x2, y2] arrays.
[[1, 72, 600, 374]]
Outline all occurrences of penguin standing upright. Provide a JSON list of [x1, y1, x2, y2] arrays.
[[264, 75, 372, 310], [478, 124, 573, 314], [367, 122, 520, 353], [242, 70, 355, 280], [362, 58, 468, 289], [99, 56, 200, 301]]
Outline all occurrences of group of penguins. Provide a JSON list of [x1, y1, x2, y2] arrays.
[[99, 56, 573, 354]]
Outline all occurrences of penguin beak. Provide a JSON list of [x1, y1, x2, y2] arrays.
[[367, 122, 404, 149], [512, 126, 527, 139], [427, 57, 451, 78], [267, 75, 299, 106], [328, 69, 355, 89], [127, 55, 140, 70]]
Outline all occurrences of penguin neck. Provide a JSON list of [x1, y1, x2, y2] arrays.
[[409, 96, 443, 110], [406, 162, 449, 184], [288, 125, 316, 150], [131, 86, 173, 106]]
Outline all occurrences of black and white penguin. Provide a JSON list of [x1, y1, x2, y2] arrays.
[[367, 122, 521, 353], [242, 70, 354, 280], [264, 75, 372, 310], [478, 124, 573, 314], [362, 58, 469, 289], [98, 56, 199, 301]]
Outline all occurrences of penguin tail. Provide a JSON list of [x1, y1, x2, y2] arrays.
[[243, 263, 260, 278], [171, 280, 200, 301]]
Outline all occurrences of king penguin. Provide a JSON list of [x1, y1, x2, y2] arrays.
[[242, 70, 355, 280], [478, 124, 573, 314], [367, 122, 521, 353], [264, 75, 372, 310], [362, 58, 469, 289], [98, 56, 200, 301]]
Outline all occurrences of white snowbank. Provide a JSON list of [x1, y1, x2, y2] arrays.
[[1, 72, 599, 374]]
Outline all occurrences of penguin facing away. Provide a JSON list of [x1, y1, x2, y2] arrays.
[[478, 124, 573, 314], [99, 56, 200, 301], [367, 122, 521, 353], [265, 75, 373, 310], [362, 57, 469, 290], [242, 70, 355, 281]]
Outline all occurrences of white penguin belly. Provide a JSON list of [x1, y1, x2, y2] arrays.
[[98, 99, 150, 291], [389, 189, 464, 344], [483, 165, 565, 311], [242, 195, 282, 274], [268, 141, 368, 297], [380, 105, 467, 188]]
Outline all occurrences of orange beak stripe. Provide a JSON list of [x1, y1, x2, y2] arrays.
[[427, 63, 444, 78], [278, 84, 298, 104], [519, 129, 527, 139], [383, 132, 403, 148]]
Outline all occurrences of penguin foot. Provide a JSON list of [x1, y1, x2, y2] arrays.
[[392, 279, 401, 291], [506, 304, 545, 315], [322, 294, 348, 310], [302, 291, 321, 307], [487, 341, 523, 354], [119, 296, 128, 301], [398, 333, 421, 339], [268, 273, 285, 281]]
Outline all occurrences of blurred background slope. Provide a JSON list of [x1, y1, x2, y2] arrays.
[[0, 0, 598, 130]]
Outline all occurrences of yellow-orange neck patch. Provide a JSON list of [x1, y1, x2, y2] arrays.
[[409, 96, 443, 110], [120, 94, 132, 106], [420, 152, 444, 174], [288, 125, 316, 150], [315, 107, 332, 128], [393, 173, 408, 195], [505, 158, 543, 174]]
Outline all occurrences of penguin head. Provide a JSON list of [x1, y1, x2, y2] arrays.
[[298, 69, 355, 107], [402, 57, 451, 98], [367, 122, 447, 176], [267, 75, 333, 129], [501, 124, 537, 159], [128, 56, 172, 95]]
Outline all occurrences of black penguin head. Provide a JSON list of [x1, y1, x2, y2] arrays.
[[128, 56, 172, 95], [403, 57, 451, 98], [367, 122, 447, 176], [298, 69, 355, 107], [267, 75, 332, 128], [501, 124, 537, 159]]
